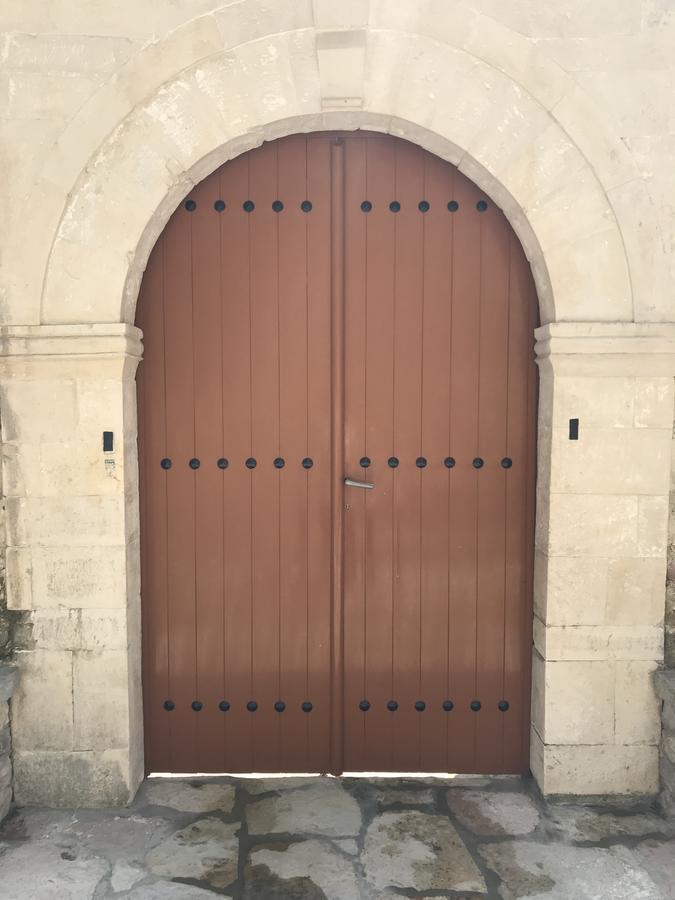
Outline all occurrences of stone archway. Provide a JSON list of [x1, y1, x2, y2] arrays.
[[3, 4, 672, 807]]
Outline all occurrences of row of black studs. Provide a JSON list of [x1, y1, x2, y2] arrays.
[[164, 698, 510, 712], [184, 199, 488, 213], [159, 457, 513, 470]]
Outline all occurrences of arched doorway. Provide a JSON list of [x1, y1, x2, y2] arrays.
[[136, 131, 538, 776]]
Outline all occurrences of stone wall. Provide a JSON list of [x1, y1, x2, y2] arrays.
[[0, 0, 674, 806], [0, 666, 18, 822], [654, 670, 675, 816]]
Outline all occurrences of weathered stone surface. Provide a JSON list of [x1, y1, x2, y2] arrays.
[[127, 883, 218, 899], [546, 806, 673, 842], [110, 859, 145, 893], [247, 782, 361, 837], [633, 839, 675, 899], [247, 839, 359, 900], [375, 787, 435, 808], [362, 810, 486, 894], [0, 666, 18, 701], [244, 776, 329, 795], [447, 790, 541, 836], [0, 842, 109, 900], [144, 779, 236, 814], [145, 818, 239, 889], [479, 841, 662, 900]]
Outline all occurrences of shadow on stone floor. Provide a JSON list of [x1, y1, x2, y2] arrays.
[[0, 775, 674, 899]]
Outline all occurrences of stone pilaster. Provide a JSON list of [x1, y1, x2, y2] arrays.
[[0, 325, 143, 806], [532, 323, 675, 799]]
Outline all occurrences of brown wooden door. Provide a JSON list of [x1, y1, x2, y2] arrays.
[[136, 132, 538, 776]]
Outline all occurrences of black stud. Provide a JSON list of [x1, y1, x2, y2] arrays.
[[387, 700, 398, 711], [272, 200, 284, 212], [247, 700, 258, 712], [415, 700, 426, 712], [301, 200, 313, 212], [214, 200, 226, 212], [388, 457, 399, 468], [447, 200, 459, 212], [359, 699, 370, 711], [160, 458, 172, 470], [189, 458, 200, 469], [470, 700, 482, 712], [360, 456, 371, 468], [274, 700, 286, 712], [243, 200, 255, 212], [274, 457, 285, 469], [418, 200, 430, 212], [301, 701, 313, 713], [191, 700, 203, 711], [389, 201, 401, 212], [498, 700, 510, 712], [302, 457, 313, 469], [361, 200, 372, 212], [476, 200, 488, 212], [245, 457, 257, 469], [472, 458, 484, 469], [219, 700, 230, 712], [217, 458, 229, 469], [185, 199, 196, 211], [163, 700, 175, 711], [442, 700, 454, 711], [500, 458, 512, 469], [416, 457, 427, 468], [444, 457, 455, 469]]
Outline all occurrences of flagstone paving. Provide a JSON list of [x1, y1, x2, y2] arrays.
[[0, 775, 674, 898]]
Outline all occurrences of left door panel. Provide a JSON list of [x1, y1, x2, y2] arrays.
[[137, 135, 334, 773]]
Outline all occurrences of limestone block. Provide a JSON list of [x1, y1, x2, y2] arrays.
[[317, 30, 366, 106], [29, 609, 128, 651], [5, 547, 33, 610], [11, 650, 73, 752], [6, 496, 127, 547], [0, 71, 102, 121], [549, 427, 671, 495], [31, 609, 81, 650], [215, 0, 314, 49], [0, 378, 78, 442], [467, 0, 642, 39], [606, 557, 667, 626], [79, 610, 128, 651], [5, 33, 135, 74], [545, 494, 638, 558], [552, 376, 635, 428], [637, 496, 669, 557], [538, 659, 614, 745], [535, 625, 663, 662], [535, 555, 608, 626], [73, 651, 129, 751], [634, 378, 675, 428], [3, 441, 124, 499], [30, 546, 129, 608], [614, 661, 661, 745], [536, 741, 659, 797], [12, 748, 131, 807], [543, 227, 633, 322]]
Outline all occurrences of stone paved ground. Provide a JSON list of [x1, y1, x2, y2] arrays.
[[1, 775, 674, 899]]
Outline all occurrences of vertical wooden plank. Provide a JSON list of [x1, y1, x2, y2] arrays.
[[359, 133, 396, 771], [221, 151, 254, 770], [473, 202, 511, 773], [418, 151, 453, 772], [248, 141, 281, 770], [306, 134, 334, 773], [137, 240, 170, 772], [391, 139, 425, 771], [190, 173, 226, 771], [277, 135, 310, 771], [447, 173, 483, 772], [163, 200, 197, 772], [342, 134, 368, 771]]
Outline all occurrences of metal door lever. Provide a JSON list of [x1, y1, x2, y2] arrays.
[[344, 477, 375, 489]]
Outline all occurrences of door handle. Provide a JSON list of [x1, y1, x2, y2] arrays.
[[344, 477, 375, 490]]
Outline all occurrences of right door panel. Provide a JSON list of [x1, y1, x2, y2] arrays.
[[341, 133, 538, 774]]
